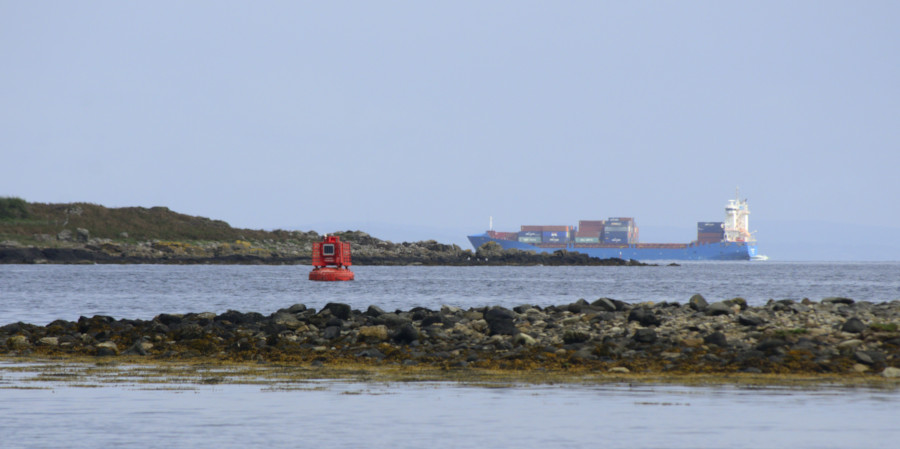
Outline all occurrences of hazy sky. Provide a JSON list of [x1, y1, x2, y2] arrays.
[[3, 2, 899, 258]]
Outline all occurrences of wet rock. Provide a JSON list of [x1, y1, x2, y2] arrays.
[[853, 351, 874, 365], [841, 317, 866, 334], [513, 333, 537, 346], [704, 331, 728, 347], [392, 323, 419, 344], [563, 329, 591, 344], [322, 303, 352, 320], [358, 325, 389, 342], [287, 304, 308, 314], [591, 298, 618, 312], [365, 305, 386, 317], [738, 314, 766, 327], [355, 348, 386, 360], [323, 326, 341, 340], [628, 307, 662, 326], [881, 367, 900, 378], [633, 328, 658, 344], [707, 302, 736, 316], [8, 335, 31, 349], [823, 297, 855, 305], [689, 294, 709, 312], [37, 337, 59, 346], [484, 307, 518, 336]]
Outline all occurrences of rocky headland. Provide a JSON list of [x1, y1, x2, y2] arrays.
[[0, 200, 642, 266], [3, 295, 899, 380]]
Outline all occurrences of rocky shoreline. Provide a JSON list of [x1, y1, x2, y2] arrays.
[[3, 296, 899, 378], [0, 239, 647, 266]]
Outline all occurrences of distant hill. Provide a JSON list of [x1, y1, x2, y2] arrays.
[[0, 200, 297, 243]]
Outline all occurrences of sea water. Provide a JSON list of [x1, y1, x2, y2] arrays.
[[1, 263, 899, 448]]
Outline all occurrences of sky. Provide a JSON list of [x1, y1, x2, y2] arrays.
[[2, 1, 899, 260]]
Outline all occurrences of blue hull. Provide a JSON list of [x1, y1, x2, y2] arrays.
[[468, 233, 756, 261]]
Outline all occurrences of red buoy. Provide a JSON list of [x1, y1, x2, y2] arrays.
[[309, 235, 355, 281]]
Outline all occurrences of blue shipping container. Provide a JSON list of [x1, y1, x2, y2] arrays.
[[542, 231, 568, 243]]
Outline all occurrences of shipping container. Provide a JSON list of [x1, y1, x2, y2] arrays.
[[519, 231, 541, 238], [574, 229, 600, 238], [521, 225, 543, 232], [542, 225, 571, 232], [542, 231, 568, 243], [605, 225, 629, 232], [697, 222, 724, 232], [518, 236, 541, 244], [575, 237, 600, 243], [604, 230, 629, 244], [608, 217, 634, 222], [579, 220, 605, 229]]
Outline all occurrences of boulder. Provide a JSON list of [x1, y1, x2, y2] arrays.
[[633, 328, 658, 344], [738, 314, 766, 327], [823, 297, 855, 305], [392, 323, 419, 344], [358, 325, 389, 342], [628, 307, 662, 326], [841, 317, 866, 334], [704, 331, 728, 347], [689, 294, 709, 312], [322, 303, 352, 320], [591, 298, 618, 312], [707, 301, 736, 316], [881, 367, 900, 378]]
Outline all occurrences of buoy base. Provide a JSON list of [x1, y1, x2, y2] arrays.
[[309, 267, 355, 281]]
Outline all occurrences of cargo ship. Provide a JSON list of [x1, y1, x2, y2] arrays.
[[468, 194, 758, 261]]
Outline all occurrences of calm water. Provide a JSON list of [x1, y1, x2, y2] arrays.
[[1, 262, 899, 325], [2, 262, 899, 448]]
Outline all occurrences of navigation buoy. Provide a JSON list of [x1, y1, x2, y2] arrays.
[[309, 235, 355, 281]]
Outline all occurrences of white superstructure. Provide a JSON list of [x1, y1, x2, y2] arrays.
[[724, 190, 755, 243]]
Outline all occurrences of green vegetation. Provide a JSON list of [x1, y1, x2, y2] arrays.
[[0, 200, 302, 243], [0, 197, 30, 220], [871, 323, 898, 332]]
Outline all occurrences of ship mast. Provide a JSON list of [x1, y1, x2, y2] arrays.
[[724, 188, 754, 243]]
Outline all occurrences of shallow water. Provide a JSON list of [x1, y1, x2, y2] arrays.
[[2, 263, 899, 447], [2, 368, 898, 449]]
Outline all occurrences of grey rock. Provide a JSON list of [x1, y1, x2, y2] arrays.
[[355, 348, 386, 359], [738, 314, 766, 327], [363, 305, 385, 317], [57, 229, 73, 241], [563, 329, 591, 344], [707, 301, 735, 316], [823, 297, 855, 305], [704, 332, 728, 347], [881, 367, 900, 378], [322, 303, 352, 320], [75, 228, 90, 243], [628, 307, 662, 326], [591, 298, 618, 312], [323, 326, 341, 340], [841, 317, 866, 333], [853, 351, 874, 365], [287, 303, 307, 314], [689, 294, 709, 311], [633, 328, 658, 344], [392, 323, 419, 344]]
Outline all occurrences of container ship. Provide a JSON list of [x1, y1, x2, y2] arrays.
[[468, 194, 758, 261]]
